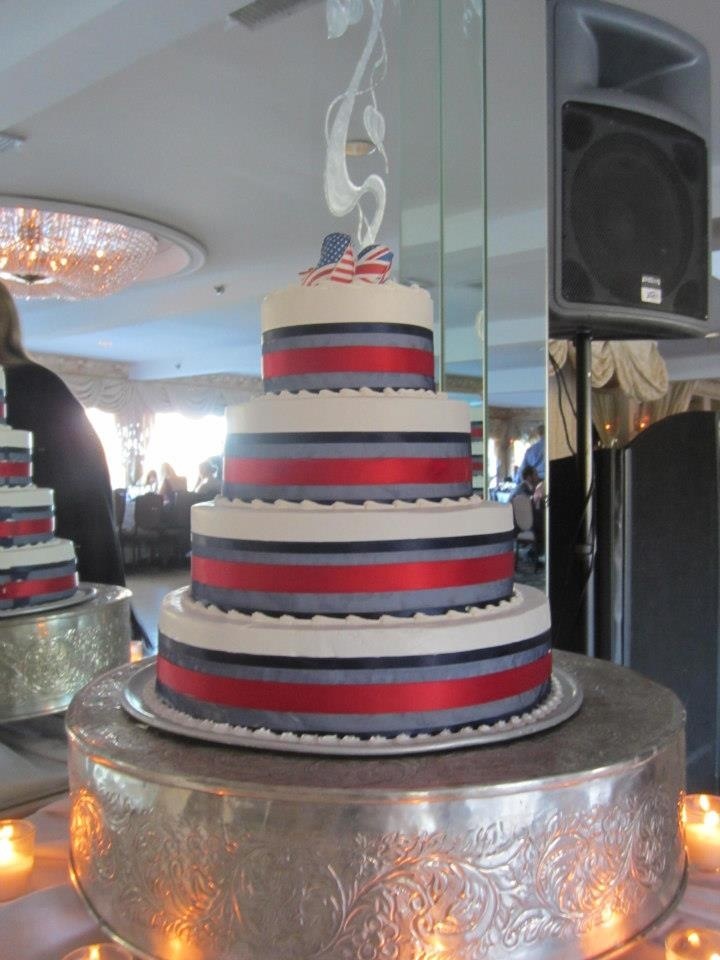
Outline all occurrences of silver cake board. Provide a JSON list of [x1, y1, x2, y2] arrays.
[[121, 657, 582, 756]]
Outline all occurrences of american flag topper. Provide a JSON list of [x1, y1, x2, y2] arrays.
[[300, 233, 392, 286]]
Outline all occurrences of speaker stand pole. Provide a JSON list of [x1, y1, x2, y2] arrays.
[[575, 331, 595, 657]]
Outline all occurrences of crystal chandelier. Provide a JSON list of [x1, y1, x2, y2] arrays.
[[0, 206, 158, 300]]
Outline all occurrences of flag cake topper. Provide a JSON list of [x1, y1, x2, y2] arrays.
[[300, 232, 393, 285], [324, 0, 388, 249]]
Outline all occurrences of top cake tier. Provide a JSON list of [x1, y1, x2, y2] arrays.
[[261, 283, 434, 393]]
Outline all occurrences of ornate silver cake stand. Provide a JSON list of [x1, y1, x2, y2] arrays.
[[66, 651, 686, 960], [0, 584, 132, 722]]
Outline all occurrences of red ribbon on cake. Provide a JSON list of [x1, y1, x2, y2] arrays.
[[0, 461, 30, 478], [0, 518, 53, 537], [263, 345, 434, 379], [192, 552, 514, 594], [157, 651, 552, 714], [0, 573, 78, 599], [224, 456, 471, 487]]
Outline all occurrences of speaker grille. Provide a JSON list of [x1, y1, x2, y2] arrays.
[[560, 102, 708, 321]]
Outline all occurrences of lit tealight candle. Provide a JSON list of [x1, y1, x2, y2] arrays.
[[666, 927, 720, 960], [129, 639, 145, 663], [61, 943, 134, 960], [684, 794, 720, 872], [0, 819, 35, 901]]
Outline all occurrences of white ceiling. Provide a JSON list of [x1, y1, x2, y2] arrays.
[[1, 0, 719, 389]]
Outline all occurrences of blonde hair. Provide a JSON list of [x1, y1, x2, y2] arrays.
[[0, 283, 30, 366]]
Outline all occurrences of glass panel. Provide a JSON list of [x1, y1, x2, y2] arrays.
[[398, 0, 487, 495], [485, 1, 548, 586]]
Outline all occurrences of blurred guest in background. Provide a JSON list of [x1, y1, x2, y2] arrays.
[[512, 465, 540, 501], [193, 459, 220, 499], [519, 424, 545, 481], [159, 462, 186, 504], [143, 469, 159, 494]]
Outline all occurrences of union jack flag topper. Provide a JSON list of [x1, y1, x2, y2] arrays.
[[356, 243, 393, 283], [300, 233, 393, 286]]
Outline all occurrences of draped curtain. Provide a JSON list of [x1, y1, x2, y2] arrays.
[[33, 353, 264, 487], [547, 340, 694, 456], [60, 372, 263, 420]]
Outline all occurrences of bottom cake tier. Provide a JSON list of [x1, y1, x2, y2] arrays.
[[156, 584, 551, 736], [66, 652, 686, 960]]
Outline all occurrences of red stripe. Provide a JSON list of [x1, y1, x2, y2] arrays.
[[0, 518, 53, 537], [0, 462, 30, 477], [192, 552, 514, 594], [157, 652, 552, 714], [224, 457, 472, 486], [263, 346, 434, 379], [0, 573, 78, 599]]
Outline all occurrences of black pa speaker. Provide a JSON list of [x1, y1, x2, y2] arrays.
[[548, 0, 710, 340]]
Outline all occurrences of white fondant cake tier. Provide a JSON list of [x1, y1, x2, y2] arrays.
[[262, 282, 433, 334], [0, 537, 78, 610], [157, 584, 552, 736], [0, 486, 55, 546], [190, 496, 514, 617], [0, 425, 32, 486], [261, 283, 435, 392], [223, 389, 472, 502]]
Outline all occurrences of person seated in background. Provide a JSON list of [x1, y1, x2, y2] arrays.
[[512, 466, 545, 561], [519, 424, 545, 481], [143, 469, 159, 494], [193, 459, 220, 500], [159, 462, 187, 504], [512, 465, 540, 500]]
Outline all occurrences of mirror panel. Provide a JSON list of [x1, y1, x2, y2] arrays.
[[399, 0, 486, 494]]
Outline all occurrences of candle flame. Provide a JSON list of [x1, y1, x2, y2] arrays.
[[90, 948, 100, 960], [700, 795, 711, 812], [688, 931, 700, 946], [0, 825, 16, 865], [705, 810, 720, 829]]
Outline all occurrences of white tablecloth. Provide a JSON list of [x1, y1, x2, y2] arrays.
[[0, 796, 718, 960], [0, 716, 68, 815]]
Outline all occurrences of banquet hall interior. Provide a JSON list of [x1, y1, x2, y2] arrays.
[[0, 1, 719, 958]]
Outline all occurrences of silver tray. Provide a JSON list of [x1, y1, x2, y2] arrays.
[[121, 657, 583, 756], [0, 583, 97, 619]]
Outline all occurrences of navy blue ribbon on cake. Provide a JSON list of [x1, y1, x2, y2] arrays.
[[190, 530, 515, 617], [156, 630, 552, 736], [223, 430, 472, 502], [262, 322, 435, 392], [0, 391, 6, 424]]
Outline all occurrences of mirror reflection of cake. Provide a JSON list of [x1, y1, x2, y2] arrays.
[[154, 237, 552, 741], [0, 367, 79, 610]]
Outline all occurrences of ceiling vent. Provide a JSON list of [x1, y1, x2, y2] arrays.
[[229, 0, 323, 29]]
